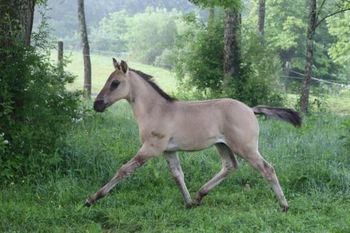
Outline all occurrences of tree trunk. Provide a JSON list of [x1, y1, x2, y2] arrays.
[[0, 0, 35, 47], [258, 0, 265, 36], [0, 0, 35, 117], [19, 0, 35, 46], [223, 8, 241, 87], [57, 41, 64, 75], [300, 0, 317, 113], [78, 0, 92, 98]]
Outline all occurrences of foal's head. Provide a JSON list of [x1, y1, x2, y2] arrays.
[[94, 59, 130, 112]]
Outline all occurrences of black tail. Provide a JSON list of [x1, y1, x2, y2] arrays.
[[252, 105, 302, 127]]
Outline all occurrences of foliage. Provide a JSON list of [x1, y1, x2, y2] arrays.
[[175, 11, 284, 105], [89, 8, 182, 68], [175, 12, 225, 99], [154, 48, 179, 70], [90, 10, 129, 54], [126, 8, 181, 65], [0, 39, 81, 181], [34, 0, 196, 49], [247, 0, 340, 81], [189, 0, 241, 9], [327, 11, 350, 81]]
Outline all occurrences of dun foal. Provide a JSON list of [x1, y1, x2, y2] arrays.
[[85, 59, 301, 211]]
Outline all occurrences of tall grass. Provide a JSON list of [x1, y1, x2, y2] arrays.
[[1, 100, 349, 232]]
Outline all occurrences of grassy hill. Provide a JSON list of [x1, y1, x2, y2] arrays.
[[51, 50, 177, 94]]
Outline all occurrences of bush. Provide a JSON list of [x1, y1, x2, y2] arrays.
[[154, 48, 178, 69], [0, 41, 81, 182]]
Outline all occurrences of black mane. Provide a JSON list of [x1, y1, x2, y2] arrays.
[[130, 68, 177, 102]]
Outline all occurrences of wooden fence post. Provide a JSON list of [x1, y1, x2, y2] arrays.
[[57, 41, 64, 74]]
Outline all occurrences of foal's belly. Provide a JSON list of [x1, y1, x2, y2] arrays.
[[165, 134, 226, 152]]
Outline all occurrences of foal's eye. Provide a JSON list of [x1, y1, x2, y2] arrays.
[[110, 80, 120, 90]]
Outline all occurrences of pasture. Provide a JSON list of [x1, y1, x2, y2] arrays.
[[1, 51, 349, 232]]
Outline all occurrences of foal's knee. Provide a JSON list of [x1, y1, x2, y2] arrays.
[[261, 161, 276, 182]]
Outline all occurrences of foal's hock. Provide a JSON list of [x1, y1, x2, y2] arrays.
[[85, 59, 301, 212]]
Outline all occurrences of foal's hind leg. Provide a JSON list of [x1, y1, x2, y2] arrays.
[[245, 150, 289, 211], [193, 143, 238, 205], [164, 152, 193, 208]]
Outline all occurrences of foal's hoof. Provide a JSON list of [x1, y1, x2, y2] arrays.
[[185, 200, 201, 209], [84, 198, 94, 207], [281, 205, 289, 212]]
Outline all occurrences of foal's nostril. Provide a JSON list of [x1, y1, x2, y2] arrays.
[[93, 100, 106, 112]]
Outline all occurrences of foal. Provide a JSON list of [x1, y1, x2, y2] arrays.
[[85, 59, 301, 211]]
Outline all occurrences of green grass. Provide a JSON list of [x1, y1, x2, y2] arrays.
[[1, 101, 349, 232], [51, 50, 177, 94]]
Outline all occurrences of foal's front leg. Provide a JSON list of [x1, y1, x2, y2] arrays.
[[84, 145, 157, 207]]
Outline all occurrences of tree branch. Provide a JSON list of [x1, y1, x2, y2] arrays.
[[316, 0, 327, 19], [315, 7, 350, 28]]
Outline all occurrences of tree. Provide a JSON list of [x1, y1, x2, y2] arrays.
[[223, 8, 241, 87], [300, 0, 350, 113], [327, 11, 350, 81], [300, 0, 317, 114], [18, 0, 35, 46], [78, 0, 92, 98], [258, 0, 265, 36], [188, 0, 241, 90], [0, 0, 36, 117], [0, 0, 35, 48]]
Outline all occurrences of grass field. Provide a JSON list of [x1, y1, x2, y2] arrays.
[[1, 51, 350, 232], [52, 50, 177, 94], [1, 102, 349, 232]]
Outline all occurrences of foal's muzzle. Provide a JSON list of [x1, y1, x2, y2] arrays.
[[93, 100, 106, 112]]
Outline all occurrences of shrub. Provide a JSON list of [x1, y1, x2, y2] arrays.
[[0, 40, 81, 182]]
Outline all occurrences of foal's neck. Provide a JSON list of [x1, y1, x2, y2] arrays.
[[127, 72, 168, 123]]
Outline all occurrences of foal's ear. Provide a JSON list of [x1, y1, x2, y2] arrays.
[[120, 60, 128, 73], [112, 58, 121, 70]]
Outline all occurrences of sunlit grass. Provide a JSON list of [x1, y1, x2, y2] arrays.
[[50, 50, 177, 94]]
